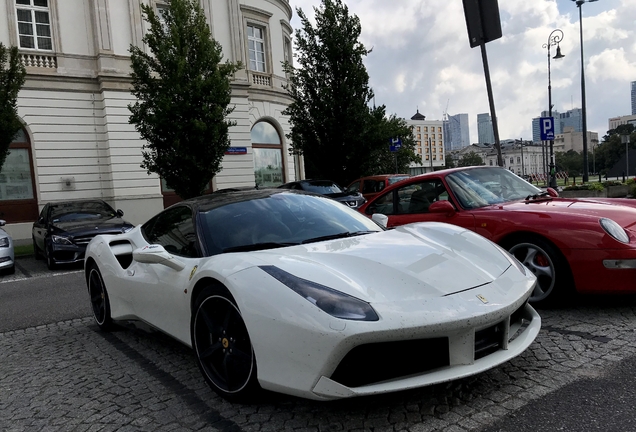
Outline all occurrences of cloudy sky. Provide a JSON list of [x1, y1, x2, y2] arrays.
[[288, 0, 636, 144]]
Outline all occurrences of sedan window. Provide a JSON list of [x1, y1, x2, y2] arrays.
[[142, 206, 198, 258]]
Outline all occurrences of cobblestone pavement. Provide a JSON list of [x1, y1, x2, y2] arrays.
[[2, 298, 636, 432]]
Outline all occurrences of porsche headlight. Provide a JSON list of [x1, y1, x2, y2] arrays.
[[260, 266, 379, 321], [0, 237, 8, 248], [599, 218, 629, 244], [51, 234, 73, 245]]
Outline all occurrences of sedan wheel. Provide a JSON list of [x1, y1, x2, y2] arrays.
[[508, 238, 571, 306], [192, 286, 260, 402], [33, 237, 41, 260], [45, 245, 57, 270], [88, 265, 114, 331]]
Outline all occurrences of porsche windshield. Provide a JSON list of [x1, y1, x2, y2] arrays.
[[200, 192, 382, 255], [446, 168, 542, 209]]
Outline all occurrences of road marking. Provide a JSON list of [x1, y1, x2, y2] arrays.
[[0, 270, 82, 284]]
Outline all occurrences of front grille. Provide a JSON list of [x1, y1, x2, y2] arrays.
[[73, 236, 95, 246], [330, 338, 449, 388], [474, 322, 504, 360]]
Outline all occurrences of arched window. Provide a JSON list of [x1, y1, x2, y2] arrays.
[[251, 121, 284, 187], [0, 129, 38, 222]]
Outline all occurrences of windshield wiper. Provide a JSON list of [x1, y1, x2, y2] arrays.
[[525, 191, 552, 201], [301, 231, 375, 245], [223, 242, 299, 253]]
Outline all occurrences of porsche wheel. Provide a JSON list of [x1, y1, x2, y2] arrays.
[[87, 264, 114, 331], [191, 286, 260, 402], [507, 237, 572, 307]]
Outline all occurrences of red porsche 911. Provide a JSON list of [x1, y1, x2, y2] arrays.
[[358, 166, 636, 306]]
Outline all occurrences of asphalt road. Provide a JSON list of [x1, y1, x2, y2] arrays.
[[3, 255, 636, 431], [0, 257, 88, 332]]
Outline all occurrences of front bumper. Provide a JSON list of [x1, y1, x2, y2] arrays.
[[50, 243, 86, 265]]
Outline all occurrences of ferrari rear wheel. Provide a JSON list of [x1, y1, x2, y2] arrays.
[[191, 285, 260, 402], [87, 264, 114, 331], [507, 237, 572, 307]]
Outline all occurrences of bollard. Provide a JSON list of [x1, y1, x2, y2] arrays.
[[623, 171, 626, 183], [599, 173, 602, 183]]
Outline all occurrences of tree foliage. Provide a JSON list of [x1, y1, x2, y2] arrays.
[[457, 151, 483, 167], [0, 43, 26, 170], [283, 0, 419, 186], [128, 0, 241, 199], [555, 150, 583, 176]]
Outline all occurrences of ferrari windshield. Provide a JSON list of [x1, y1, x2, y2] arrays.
[[200, 192, 382, 255], [446, 168, 543, 209]]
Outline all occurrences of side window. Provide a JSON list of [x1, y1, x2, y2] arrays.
[[365, 191, 395, 215], [141, 206, 198, 258], [346, 181, 360, 194], [399, 180, 450, 214]]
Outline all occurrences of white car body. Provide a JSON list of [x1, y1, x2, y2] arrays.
[[86, 213, 540, 400], [0, 220, 15, 274]]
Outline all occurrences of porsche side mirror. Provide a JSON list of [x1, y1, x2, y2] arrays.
[[133, 245, 185, 271], [546, 187, 559, 197], [371, 213, 389, 228], [429, 200, 456, 215], [116, 209, 124, 217]]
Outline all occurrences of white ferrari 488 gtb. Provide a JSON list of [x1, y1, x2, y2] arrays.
[[85, 189, 540, 402]]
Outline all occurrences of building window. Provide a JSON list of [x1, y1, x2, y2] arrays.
[[156, 3, 169, 29], [417, 127, 421, 132], [0, 128, 38, 222], [252, 121, 284, 187], [490, 160, 493, 166], [247, 25, 266, 72], [423, 127, 428, 132], [517, 157, 521, 163], [417, 134, 421, 139], [15, 0, 52, 50], [283, 36, 292, 67]]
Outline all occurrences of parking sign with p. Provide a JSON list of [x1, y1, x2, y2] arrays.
[[540, 117, 555, 141]]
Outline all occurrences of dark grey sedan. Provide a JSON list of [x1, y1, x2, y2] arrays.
[[32, 200, 134, 270], [278, 180, 366, 209]]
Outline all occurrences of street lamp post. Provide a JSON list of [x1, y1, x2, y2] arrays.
[[543, 29, 565, 188], [572, 0, 597, 183]]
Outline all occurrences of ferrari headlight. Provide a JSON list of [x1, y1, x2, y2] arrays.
[[260, 266, 379, 321], [0, 237, 8, 248], [51, 234, 73, 245], [599, 218, 629, 244]]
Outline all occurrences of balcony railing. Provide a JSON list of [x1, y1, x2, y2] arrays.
[[250, 71, 272, 87], [20, 53, 57, 69]]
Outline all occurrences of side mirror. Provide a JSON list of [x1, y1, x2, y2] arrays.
[[116, 209, 124, 217], [371, 213, 389, 228], [133, 245, 185, 271], [546, 187, 559, 197], [0, 219, 5, 227], [429, 200, 456, 215]]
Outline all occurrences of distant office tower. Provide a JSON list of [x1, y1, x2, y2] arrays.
[[443, 113, 470, 151], [632, 81, 636, 115], [532, 110, 562, 142], [477, 113, 494, 144], [559, 108, 582, 133]]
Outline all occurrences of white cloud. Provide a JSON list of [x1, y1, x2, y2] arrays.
[[289, 0, 636, 142]]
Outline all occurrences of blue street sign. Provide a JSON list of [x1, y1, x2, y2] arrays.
[[389, 138, 402, 152], [540, 117, 555, 141]]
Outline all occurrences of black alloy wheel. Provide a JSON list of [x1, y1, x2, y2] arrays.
[[32, 237, 41, 260], [191, 286, 260, 402], [87, 264, 114, 331], [45, 243, 56, 270]]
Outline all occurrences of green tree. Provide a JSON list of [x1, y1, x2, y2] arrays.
[[0, 43, 26, 170], [458, 151, 483, 167], [283, 0, 417, 186], [128, 0, 241, 199], [555, 150, 583, 176], [359, 108, 420, 175]]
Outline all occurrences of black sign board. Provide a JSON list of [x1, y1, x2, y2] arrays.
[[463, 0, 502, 48]]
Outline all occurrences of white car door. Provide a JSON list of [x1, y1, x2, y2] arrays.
[[130, 205, 201, 343]]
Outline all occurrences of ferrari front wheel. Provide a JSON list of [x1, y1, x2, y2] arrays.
[[191, 286, 260, 402], [507, 237, 572, 307], [87, 264, 114, 331]]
